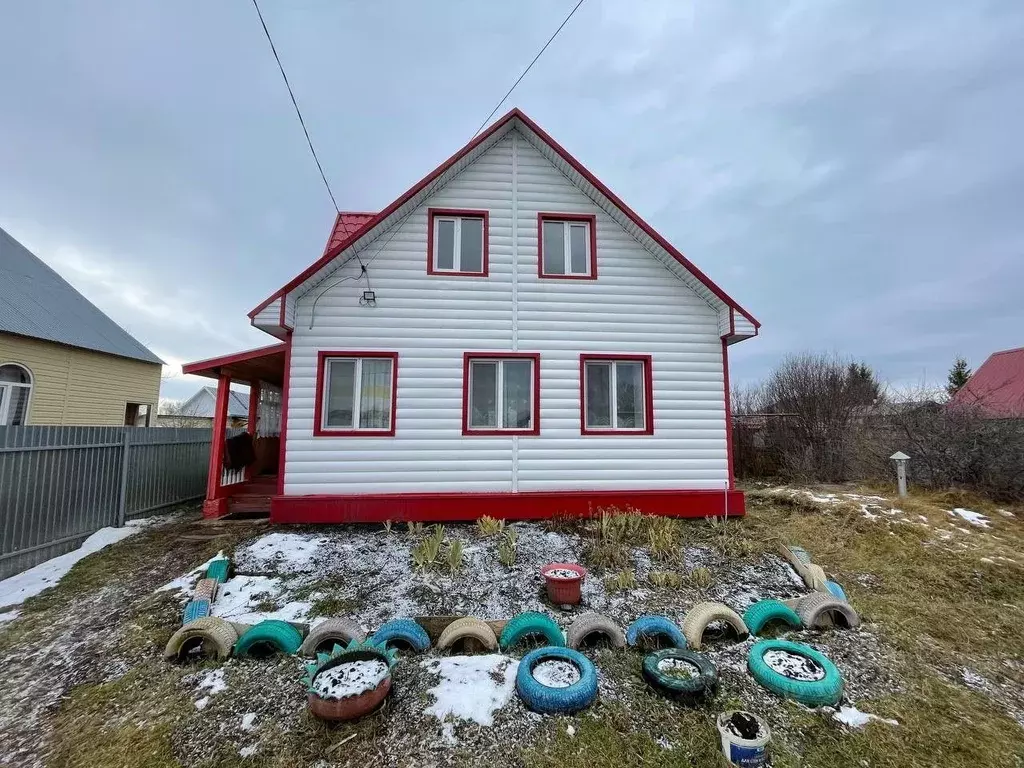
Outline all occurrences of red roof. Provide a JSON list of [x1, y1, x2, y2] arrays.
[[949, 346, 1024, 418], [322, 212, 376, 256], [250, 108, 758, 330]]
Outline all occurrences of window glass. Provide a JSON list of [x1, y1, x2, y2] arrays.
[[436, 219, 455, 270], [585, 362, 612, 427], [460, 218, 484, 273], [503, 360, 532, 429], [615, 362, 644, 428], [359, 359, 392, 429], [0, 365, 30, 384], [569, 224, 588, 274], [325, 359, 356, 428], [543, 220, 565, 274], [470, 361, 498, 428]]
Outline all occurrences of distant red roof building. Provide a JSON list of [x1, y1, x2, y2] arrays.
[[322, 212, 376, 255], [949, 346, 1024, 418]]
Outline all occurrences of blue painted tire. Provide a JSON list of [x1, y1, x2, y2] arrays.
[[825, 581, 848, 601], [183, 599, 211, 624], [370, 619, 431, 653], [747, 639, 843, 707], [234, 619, 303, 657], [515, 646, 598, 714], [625, 615, 687, 649], [500, 612, 565, 652]]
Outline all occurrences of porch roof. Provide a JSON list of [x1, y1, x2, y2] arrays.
[[181, 343, 286, 387]]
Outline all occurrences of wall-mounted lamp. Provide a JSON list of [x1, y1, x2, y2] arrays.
[[360, 290, 377, 307]]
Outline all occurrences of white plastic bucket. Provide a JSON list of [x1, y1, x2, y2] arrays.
[[717, 710, 771, 767]]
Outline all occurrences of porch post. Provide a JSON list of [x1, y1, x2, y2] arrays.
[[202, 373, 231, 518], [245, 381, 260, 480]]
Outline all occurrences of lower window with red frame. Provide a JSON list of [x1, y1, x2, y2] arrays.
[[462, 353, 540, 435], [314, 351, 397, 436], [580, 355, 654, 435]]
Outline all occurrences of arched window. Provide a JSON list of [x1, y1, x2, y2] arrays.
[[0, 363, 33, 426]]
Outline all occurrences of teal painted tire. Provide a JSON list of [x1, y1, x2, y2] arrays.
[[206, 559, 230, 583], [234, 620, 303, 657], [825, 581, 848, 601], [747, 639, 843, 706], [642, 648, 718, 703], [515, 647, 598, 714], [743, 600, 802, 635], [500, 612, 565, 652]]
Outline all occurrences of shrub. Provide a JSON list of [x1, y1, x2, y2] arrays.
[[649, 571, 682, 588], [686, 566, 713, 589], [604, 570, 637, 593]]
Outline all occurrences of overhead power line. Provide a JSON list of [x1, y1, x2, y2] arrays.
[[472, 0, 587, 137], [251, 0, 339, 213]]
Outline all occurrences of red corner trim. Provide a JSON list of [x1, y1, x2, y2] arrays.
[[313, 351, 399, 437], [248, 109, 758, 329], [461, 352, 541, 436], [579, 354, 655, 436], [537, 212, 598, 280], [182, 343, 287, 376], [722, 339, 735, 489], [426, 208, 490, 277]]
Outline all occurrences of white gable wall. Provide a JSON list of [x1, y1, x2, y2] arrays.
[[284, 130, 728, 495]]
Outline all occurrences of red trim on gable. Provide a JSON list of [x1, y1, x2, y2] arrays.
[[313, 351, 399, 437], [537, 213, 598, 280], [426, 208, 490, 277], [579, 354, 655, 436], [461, 352, 541, 436], [277, 332, 292, 495], [182, 343, 287, 375], [248, 109, 758, 330], [271, 489, 746, 523], [721, 339, 735, 489]]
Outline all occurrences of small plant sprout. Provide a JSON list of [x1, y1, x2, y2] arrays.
[[406, 521, 424, 537], [411, 542, 431, 571], [687, 566, 714, 589], [649, 571, 682, 589], [383, 520, 393, 534], [447, 540, 464, 574], [648, 518, 680, 562], [504, 527, 519, 547], [604, 569, 637, 593], [498, 539, 516, 567], [477, 516, 505, 537]]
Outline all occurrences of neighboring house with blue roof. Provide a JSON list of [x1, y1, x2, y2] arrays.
[[158, 386, 250, 428], [0, 226, 163, 426]]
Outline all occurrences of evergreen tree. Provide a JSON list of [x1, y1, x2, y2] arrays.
[[946, 357, 972, 396]]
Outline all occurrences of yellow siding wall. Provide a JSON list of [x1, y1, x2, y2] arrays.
[[0, 333, 162, 426]]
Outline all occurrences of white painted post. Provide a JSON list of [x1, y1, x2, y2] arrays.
[[890, 451, 910, 498]]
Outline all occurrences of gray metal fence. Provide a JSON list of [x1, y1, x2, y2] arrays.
[[0, 426, 213, 580]]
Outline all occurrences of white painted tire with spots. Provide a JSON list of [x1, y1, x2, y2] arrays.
[[795, 592, 861, 629], [437, 617, 497, 652], [681, 602, 749, 649]]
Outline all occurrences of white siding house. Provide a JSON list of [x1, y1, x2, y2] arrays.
[[198, 109, 757, 523]]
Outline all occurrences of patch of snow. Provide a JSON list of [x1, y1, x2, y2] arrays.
[[845, 494, 888, 502], [980, 557, 996, 564], [566, 724, 576, 737], [997, 509, 1014, 518], [157, 551, 228, 597], [544, 567, 582, 580], [195, 696, 210, 710], [657, 658, 699, 679], [763, 650, 825, 681], [784, 564, 806, 587], [422, 654, 519, 731], [198, 668, 227, 695], [210, 574, 310, 625], [235, 533, 327, 572], [860, 504, 879, 520], [917, 515, 929, 523], [833, 705, 898, 728], [950, 508, 990, 528], [239, 745, 257, 758], [312, 659, 389, 700], [0, 609, 21, 624], [0, 520, 154, 609], [961, 668, 987, 688], [240, 713, 257, 731], [532, 659, 580, 688]]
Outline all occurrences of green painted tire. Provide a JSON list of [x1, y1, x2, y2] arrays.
[[500, 611, 565, 651], [234, 620, 303, 657], [747, 639, 843, 706], [206, 558, 230, 583], [743, 600, 802, 635], [642, 649, 717, 703]]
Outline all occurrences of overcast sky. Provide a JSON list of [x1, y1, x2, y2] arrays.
[[2, 1, 1022, 402]]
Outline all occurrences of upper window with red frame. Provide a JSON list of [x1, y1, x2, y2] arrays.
[[315, 352, 397, 436], [463, 353, 540, 435], [580, 355, 653, 435], [538, 213, 596, 279], [428, 208, 489, 276]]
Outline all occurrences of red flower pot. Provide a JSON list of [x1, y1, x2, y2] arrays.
[[542, 563, 587, 605]]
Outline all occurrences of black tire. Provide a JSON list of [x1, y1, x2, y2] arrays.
[[642, 648, 718, 703]]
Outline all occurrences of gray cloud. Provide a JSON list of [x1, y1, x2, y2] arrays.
[[1, 0, 1022, 399]]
